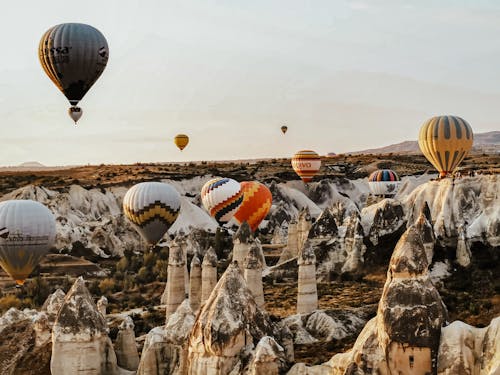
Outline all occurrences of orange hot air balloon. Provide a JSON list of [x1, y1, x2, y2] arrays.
[[291, 150, 321, 183], [233, 181, 272, 232]]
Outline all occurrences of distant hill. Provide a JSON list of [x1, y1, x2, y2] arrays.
[[351, 131, 500, 155], [18, 161, 46, 168]]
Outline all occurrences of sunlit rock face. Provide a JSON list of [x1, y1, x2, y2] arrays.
[[137, 299, 195, 375], [187, 262, 277, 375], [403, 175, 500, 248], [244, 243, 265, 309], [50, 277, 119, 375], [248, 336, 286, 375], [232, 221, 254, 269], [189, 253, 202, 312], [41, 288, 66, 321]]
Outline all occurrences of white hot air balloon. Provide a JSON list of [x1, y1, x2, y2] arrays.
[[0, 200, 56, 285], [201, 177, 243, 225], [123, 182, 181, 246]]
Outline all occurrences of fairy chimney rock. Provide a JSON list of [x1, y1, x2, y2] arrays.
[[378, 226, 447, 375], [249, 336, 286, 375], [279, 219, 299, 263], [414, 206, 436, 265], [243, 243, 265, 308], [201, 247, 218, 304], [189, 253, 202, 312], [115, 316, 139, 371], [232, 221, 254, 269], [41, 288, 66, 321], [297, 241, 318, 314], [188, 261, 275, 375], [97, 296, 108, 317], [166, 240, 186, 319], [51, 277, 118, 375]]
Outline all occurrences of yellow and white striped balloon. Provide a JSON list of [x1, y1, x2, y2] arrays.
[[123, 182, 181, 246], [418, 115, 473, 178]]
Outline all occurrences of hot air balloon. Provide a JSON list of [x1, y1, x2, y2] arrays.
[[291, 150, 321, 183], [174, 134, 189, 151], [233, 181, 272, 232], [39, 23, 109, 124], [418, 115, 473, 178], [201, 178, 243, 225], [281, 125, 288, 134], [326, 152, 337, 158], [123, 182, 181, 246], [368, 169, 401, 197], [0, 200, 56, 285]]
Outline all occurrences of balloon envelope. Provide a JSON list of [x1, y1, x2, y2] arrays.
[[368, 169, 401, 196], [291, 150, 321, 183], [233, 181, 272, 232], [39, 23, 109, 106], [418, 115, 473, 178], [174, 134, 189, 151], [0, 200, 56, 285], [201, 178, 243, 225], [281, 126, 288, 134], [123, 182, 181, 245]]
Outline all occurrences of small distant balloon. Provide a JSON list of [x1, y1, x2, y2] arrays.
[[418, 115, 473, 178], [68, 106, 83, 124], [233, 181, 272, 232], [0, 200, 56, 285], [201, 178, 243, 225], [39, 23, 109, 124], [368, 169, 401, 196], [326, 152, 336, 158], [291, 150, 321, 183], [123, 182, 181, 246], [281, 125, 288, 134], [174, 134, 189, 151]]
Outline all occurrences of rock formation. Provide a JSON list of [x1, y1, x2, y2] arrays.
[[115, 316, 139, 371], [297, 208, 313, 251], [201, 247, 218, 304], [232, 221, 255, 269], [166, 239, 186, 319], [137, 299, 195, 375], [243, 243, 265, 308], [279, 219, 299, 263], [361, 198, 406, 246], [341, 211, 366, 274], [413, 201, 435, 264], [297, 241, 318, 314], [289, 225, 448, 374], [189, 253, 202, 312], [50, 277, 119, 375], [97, 295, 108, 317], [248, 336, 286, 375], [41, 288, 66, 320], [187, 262, 280, 374]]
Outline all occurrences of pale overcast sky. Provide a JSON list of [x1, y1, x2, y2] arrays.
[[1, 1, 499, 166]]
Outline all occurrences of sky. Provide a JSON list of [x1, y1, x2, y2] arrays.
[[1, 0, 499, 166]]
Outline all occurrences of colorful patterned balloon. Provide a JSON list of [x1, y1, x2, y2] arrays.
[[0, 200, 56, 285], [418, 115, 473, 178], [233, 181, 272, 232], [368, 169, 401, 196], [291, 150, 321, 183], [201, 178, 243, 225], [123, 182, 181, 245]]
